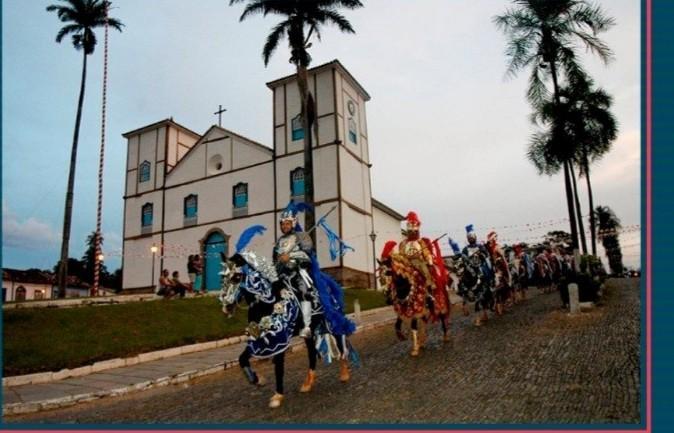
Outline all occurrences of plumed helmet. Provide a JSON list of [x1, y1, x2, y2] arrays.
[[487, 231, 498, 244], [405, 211, 421, 231], [465, 224, 477, 241]]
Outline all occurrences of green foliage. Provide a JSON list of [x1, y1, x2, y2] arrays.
[[230, 0, 363, 67], [47, 0, 123, 54], [2, 289, 385, 376]]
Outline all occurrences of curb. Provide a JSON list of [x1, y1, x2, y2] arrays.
[[3, 306, 390, 388], [2, 311, 396, 416]]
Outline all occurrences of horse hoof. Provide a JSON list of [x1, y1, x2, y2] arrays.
[[299, 370, 316, 393], [442, 334, 451, 343], [411, 347, 420, 357], [256, 375, 267, 386], [339, 360, 350, 383], [269, 393, 284, 408]]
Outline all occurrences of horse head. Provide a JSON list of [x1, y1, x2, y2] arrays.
[[219, 253, 247, 317]]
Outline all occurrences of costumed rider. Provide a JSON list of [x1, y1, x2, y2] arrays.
[[485, 231, 512, 315], [273, 205, 316, 339], [461, 224, 494, 325]]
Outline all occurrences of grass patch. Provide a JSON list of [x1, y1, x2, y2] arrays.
[[2, 289, 387, 376]]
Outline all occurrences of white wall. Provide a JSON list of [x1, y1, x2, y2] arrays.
[[2, 280, 53, 302]]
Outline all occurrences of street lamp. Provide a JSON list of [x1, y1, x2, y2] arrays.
[[150, 244, 158, 290], [369, 230, 377, 290]]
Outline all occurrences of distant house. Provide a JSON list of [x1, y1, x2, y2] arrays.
[[2, 269, 115, 302], [2, 269, 54, 302]]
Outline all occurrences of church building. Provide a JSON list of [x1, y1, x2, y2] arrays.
[[121, 60, 403, 293]]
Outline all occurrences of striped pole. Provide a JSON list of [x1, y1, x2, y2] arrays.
[[93, 2, 110, 297]]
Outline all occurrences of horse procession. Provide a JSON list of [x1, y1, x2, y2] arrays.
[[217, 202, 575, 409]]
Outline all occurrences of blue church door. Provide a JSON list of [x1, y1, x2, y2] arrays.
[[204, 232, 227, 292]]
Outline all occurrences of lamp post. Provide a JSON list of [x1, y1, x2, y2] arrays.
[[369, 230, 377, 290], [150, 244, 158, 290]]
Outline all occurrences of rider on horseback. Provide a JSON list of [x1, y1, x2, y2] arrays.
[[273, 207, 315, 339], [461, 224, 494, 326]]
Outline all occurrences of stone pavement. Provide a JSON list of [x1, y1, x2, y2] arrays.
[[3, 278, 641, 425], [2, 306, 397, 416]]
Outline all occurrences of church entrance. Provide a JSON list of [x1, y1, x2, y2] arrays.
[[203, 231, 227, 292]]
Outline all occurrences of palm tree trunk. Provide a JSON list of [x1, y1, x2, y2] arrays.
[[549, 60, 580, 253], [296, 64, 315, 243], [585, 160, 597, 256], [570, 163, 587, 254], [57, 51, 88, 298]]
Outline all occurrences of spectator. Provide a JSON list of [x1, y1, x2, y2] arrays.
[[171, 271, 189, 298], [194, 254, 205, 294], [157, 269, 176, 299], [187, 254, 197, 293]]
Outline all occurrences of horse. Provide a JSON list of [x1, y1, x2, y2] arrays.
[[219, 250, 357, 409], [456, 250, 494, 326], [378, 252, 451, 356]]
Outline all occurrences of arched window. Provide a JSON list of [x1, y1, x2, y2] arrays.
[[15, 286, 26, 302], [290, 167, 305, 197], [184, 194, 198, 218], [139, 161, 151, 182], [141, 203, 153, 228], [291, 113, 304, 141], [233, 183, 248, 216]]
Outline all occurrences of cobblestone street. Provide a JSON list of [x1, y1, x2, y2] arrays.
[[4, 278, 641, 426]]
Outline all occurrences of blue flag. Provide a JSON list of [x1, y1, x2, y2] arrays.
[[317, 216, 354, 261]]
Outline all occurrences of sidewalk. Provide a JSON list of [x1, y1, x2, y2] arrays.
[[2, 306, 397, 416]]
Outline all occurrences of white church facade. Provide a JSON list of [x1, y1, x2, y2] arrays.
[[121, 60, 403, 293]]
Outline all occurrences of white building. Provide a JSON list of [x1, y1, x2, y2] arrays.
[[121, 60, 403, 293]]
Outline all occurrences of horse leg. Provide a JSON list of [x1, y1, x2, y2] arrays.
[[299, 331, 318, 393], [418, 318, 427, 349], [269, 352, 285, 408], [239, 348, 265, 386], [394, 317, 406, 341], [335, 334, 350, 383], [440, 313, 450, 342], [410, 318, 420, 357]]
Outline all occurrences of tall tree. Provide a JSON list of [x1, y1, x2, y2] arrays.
[[82, 231, 108, 287], [594, 205, 624, 275], [47, 0, 123, 298], [229, 0, 363, 240], [532, 79, 618, 256], [494, 0, 615, 252]]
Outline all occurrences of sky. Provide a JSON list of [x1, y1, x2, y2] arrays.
[[2, 0, 641, 272]]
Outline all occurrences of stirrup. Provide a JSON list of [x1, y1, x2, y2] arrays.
[[300, 327, 312, 338], [299, 369, 316, 393], [269, 393, 284, 409]]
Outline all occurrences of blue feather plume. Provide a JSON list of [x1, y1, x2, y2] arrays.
[[235, 225, 267, 253], [448, 237, 461, 254]]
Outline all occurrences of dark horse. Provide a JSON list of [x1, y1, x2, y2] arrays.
[[456, 251, 494, 326], [220, 250, 357, 409]]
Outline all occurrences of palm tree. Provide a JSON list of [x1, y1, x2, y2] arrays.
[[47, 0, 123, 298], [229, 0, 363, 239], [569, 82, 618, 256], [494, 0, 614, 252], [594, 205, 623, 275], [531, 79, 618, 256]]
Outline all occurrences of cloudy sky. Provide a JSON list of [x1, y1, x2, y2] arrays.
[[2, 0, 641, 272]]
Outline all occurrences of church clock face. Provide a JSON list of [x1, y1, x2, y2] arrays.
[[347, 100, 356, 115]]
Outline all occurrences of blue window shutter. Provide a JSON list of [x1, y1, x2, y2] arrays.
[[291, 114, 304, 141]]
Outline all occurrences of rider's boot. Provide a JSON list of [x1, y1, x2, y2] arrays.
[[299, 369, 316, 393], [339, 359, 350, 382], [269, 393, 284, 409], [410, 330, 420, 357], [300, 301, 312, 338]]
